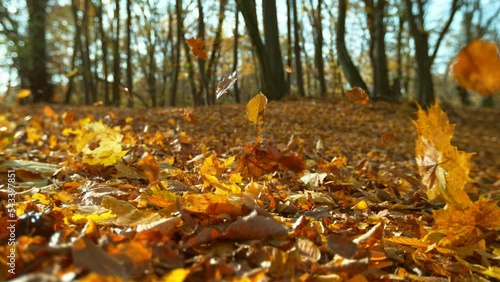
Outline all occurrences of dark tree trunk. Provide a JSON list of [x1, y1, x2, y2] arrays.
[[112, 0, 121, 106], [28, 0, 51, 103], [170, 0, 182, 106], [126, 0, 134, 107], [237, 0, 287, 100], [336, 0, 369, 93], [197, 0, 208, 106], [286, 0, 292, 93], [291, 0, 305, 96], [310, 0, 327, 97], [364, 0, 390, 99], [95, 0, 110, 105], [233, 5, 241, 103], [404, 0, 460, 107]]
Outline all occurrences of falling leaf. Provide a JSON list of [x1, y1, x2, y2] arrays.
[[345, 87, 369, 104], [43, 105, 59, 120], [450, 39, 500, 95], [216, 71, 238, 99], [17, 89, 32, 100], [284, 65, 294, 73], [183, 108, 195, 122], [413, 102, 473, 209], [119, 85, 132, 100], [246, 92, 268, 125], [66, 67, 79, 78], [187, 36, 207, 60]]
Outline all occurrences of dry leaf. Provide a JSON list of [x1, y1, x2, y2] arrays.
[[246, 92, 268, 125], [216, 71, 238, 99], [413, 102, 474, 209], [187, 36, 207, 60], [450, 39, 500, 95], [346, 87, 369, 104]]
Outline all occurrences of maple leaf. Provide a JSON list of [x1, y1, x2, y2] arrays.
[[432, 197, 500, 247], [345, 87, 369, 104], [216, 71, 238, 99], [76, 121, 128, 166], [186, 36, 207, 60], [450, 39, 500, 95], [413, 102, 473, 209]]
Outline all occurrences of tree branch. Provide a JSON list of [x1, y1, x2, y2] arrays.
[[430, 0, 461, 64]]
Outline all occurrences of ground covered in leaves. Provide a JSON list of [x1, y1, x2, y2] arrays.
[[0, 98, 499, 281]]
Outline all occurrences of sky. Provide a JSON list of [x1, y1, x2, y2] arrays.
[[0, 0, 499, 96]]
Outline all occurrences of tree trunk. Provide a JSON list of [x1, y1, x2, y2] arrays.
[[28, 0, 51, 103], [233, 5, 241, 103], [310, 0, 327, 97], [170, 0, 182, 106], [197, 0, 208, 106], [95, 0, 110, 105], [292, 0, 305, 96], [336, 0, 369, 93], [126, 0, 134, 107], [237, 0, 286, 100], [112, 0, 121, 106]]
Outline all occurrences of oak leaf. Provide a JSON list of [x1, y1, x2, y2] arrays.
[[450, 39, 500, 95], [216, 71, 237, 99], [413, 102, 473, 209]]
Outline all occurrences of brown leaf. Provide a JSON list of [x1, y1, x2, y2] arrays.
[[137, 153, 160, 184], [223, 210, 288, 240], [187, 36, 208, 60], [216, 71, 238, 99], [345, 87, 369, 104]]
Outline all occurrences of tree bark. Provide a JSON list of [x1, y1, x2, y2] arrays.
[[233, 5, 241, 103], [28, 0, 52, 103], [309, 0, 327, 97], [237, 0, 287, 100], [292, 0, 305, 96], [336, 0, 369, 94], [112, 0, 121, 106], [126, 0, 134, 107], [170, 0, 182, 106]]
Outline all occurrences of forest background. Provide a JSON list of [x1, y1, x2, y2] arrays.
[[0, 0, 499, 108]]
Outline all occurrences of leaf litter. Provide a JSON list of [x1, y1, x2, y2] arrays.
[[0, 97, 499, 281]]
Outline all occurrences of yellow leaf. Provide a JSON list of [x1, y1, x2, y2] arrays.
[[246, 93, 268, 125], [72, 210, 116, 224], [161, 268, 190, 282], [384, 237, 429, 248], [77, 122, 128, 166], [413, 102, 473, 209], [31, 193, 50, 205], [17, 89, 32, 100], [66, 67, 79, 78]]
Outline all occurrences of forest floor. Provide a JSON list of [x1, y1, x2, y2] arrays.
[[0, 98, 499, 281]]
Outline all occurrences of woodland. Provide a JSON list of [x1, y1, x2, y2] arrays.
[[0, 0, 500, 281]]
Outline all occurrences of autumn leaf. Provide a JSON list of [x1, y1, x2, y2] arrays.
[[187, 36, 207, 60], [66, 67, 79, 78], [76, 121, 128, 166], [431, 197, 500, 247], [216, 71, 238, 99], [413, 102, 474, 209], [137, 153, 160, 184], [17, 89, 32, 101], [246, 92, 267, 125], [345, 87, 369, 104], [450, 39, 500, 95]]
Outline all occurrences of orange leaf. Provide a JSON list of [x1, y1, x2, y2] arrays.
[[138, 153, 160, 184], [187, 36, 207, 60], [346, 87, 369, 104], [450, 39, 500, 95]]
